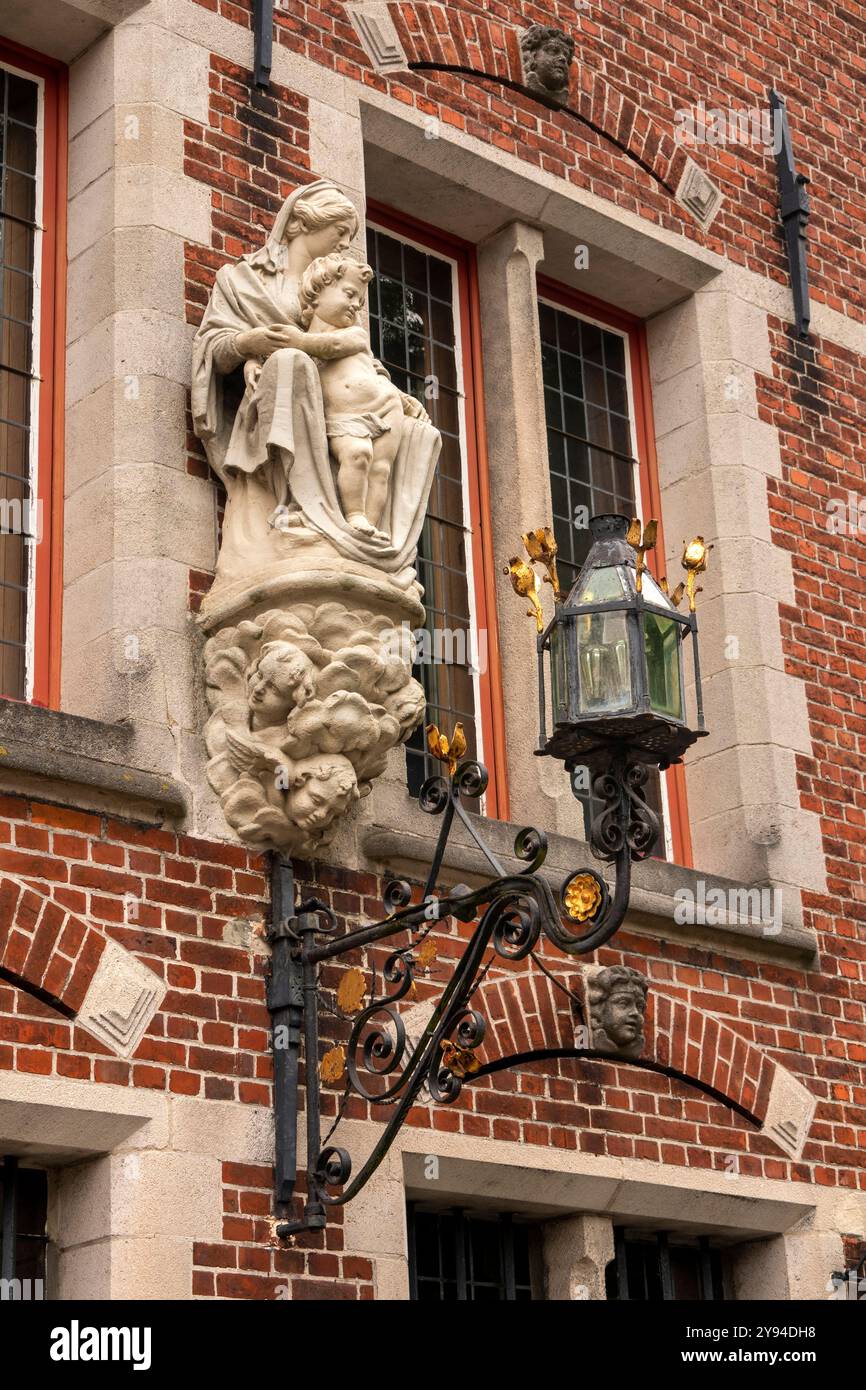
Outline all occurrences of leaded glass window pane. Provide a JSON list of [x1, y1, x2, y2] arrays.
[[367, 227, 480, 801], [0, 64, 40, 700]]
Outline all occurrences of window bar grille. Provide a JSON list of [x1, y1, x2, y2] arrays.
[[0, 1155, 18, 1282]]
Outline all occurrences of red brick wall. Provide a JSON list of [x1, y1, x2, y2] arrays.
[[0, 782, 830, 1189], [0, 795, 270, 1100], [191, 0, 866, 320], [192, 1162, 374, 1300], [0, 784, 862, 1297], [760, 320, 866, 1189]]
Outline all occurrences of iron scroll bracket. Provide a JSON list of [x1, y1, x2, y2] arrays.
[[266, 755, 658, 1234]]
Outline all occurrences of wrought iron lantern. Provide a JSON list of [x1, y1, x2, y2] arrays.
[[506, 514, 711, 875], [537, 514, 708, 770]]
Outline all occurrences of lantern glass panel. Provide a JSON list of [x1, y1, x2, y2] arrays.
[[643, 612, 683, 720], [576, 565, 628, 604], [577, 611, 632, 714], [551, 621, 570, 721], [641, 573, 672, 607]]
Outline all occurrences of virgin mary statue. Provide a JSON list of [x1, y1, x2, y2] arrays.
[[191, 180, 440, 602]]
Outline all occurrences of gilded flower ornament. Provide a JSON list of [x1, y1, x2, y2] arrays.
[[563, 872, 604, 923]]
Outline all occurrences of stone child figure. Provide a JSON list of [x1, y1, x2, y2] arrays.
[[299, 253, 428, 540], [587, 966, 648, 1058], [519, 24, 575, 105]]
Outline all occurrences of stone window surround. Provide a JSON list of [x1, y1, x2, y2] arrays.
[[358, 1133, 840, 1301]]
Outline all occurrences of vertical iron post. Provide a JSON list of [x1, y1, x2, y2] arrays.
[[298, 912, 326, 1230], [267, 856, 301, 1211], [770, 89, 811, 339]]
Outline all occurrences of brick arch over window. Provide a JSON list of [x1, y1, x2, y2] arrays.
[[352, 2, 713, 219], [0, 875, 164, 1058], [469, 971, 816, 1160]]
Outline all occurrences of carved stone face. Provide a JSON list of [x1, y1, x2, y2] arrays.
[[587, 965, 648, 1057], [534, 40, 571, 91], [600, 986, 645, 1048], [520, 25, 574, 103], [247, 643, 315, 727], [314, 266, 368, 328], [290, 755, 358, 830], [295, 217, 354, 261]]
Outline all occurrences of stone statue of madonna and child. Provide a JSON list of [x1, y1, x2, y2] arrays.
[[192, 180, 442, 855]]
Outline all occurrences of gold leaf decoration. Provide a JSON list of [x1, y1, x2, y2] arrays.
[[626, 517, 642, 549], [626, 517, 658, 594], [503, 557, 545, 632], [425, 721, 467, 779], [521, 525, 562, 602], [681, 536, 713, 611], [320, 1045, 346, 1085], [417, 938, 438, 967], [563, 872, 603, 923], [336, 967, 367, 1016], [440, 1040, 480, 1078]]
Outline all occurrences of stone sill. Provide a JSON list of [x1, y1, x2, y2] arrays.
[[0, 701, 188, 825], [360, 802, 817, 964]]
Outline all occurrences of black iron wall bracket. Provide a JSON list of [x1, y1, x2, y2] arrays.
[[770, 89, 811, 340], [266, 756, 660, 1236], [253, 0, 274, 88]]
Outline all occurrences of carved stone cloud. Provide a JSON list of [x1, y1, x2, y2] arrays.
[[203, 603, 424, 854]]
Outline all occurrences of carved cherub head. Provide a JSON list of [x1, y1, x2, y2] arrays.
[[298, 254, 373, 330], [288, 753, 360, 832], [520, 24, 575, 103], [587, 966, 648, 1057], [246, 640, 316, 729]]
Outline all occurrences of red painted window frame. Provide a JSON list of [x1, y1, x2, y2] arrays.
[[367, 201, 509, 821], [536, 275, 693, 868], [0, 38, 67, 709]]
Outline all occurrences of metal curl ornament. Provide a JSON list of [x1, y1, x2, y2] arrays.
[[418, 775, 450, 816], [513, 825, 548, 873], [489, 887, 541, 961], [452, 759, 488, 799], [382, 878, 413, 914], [345, 953, 415, 1102]]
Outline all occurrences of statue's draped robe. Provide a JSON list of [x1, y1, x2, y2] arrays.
[[191, 255, 440, 591]]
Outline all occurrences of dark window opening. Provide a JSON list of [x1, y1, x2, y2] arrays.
[[408, 1204, 536, 1301], [366, 226, 480, 806], [0, 1156, 48, 1297], [605, 1227, 726, 1301]]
